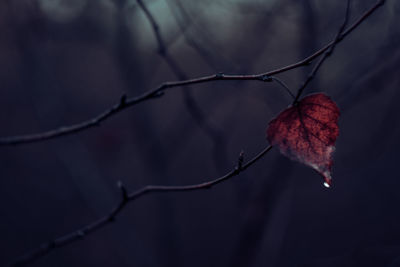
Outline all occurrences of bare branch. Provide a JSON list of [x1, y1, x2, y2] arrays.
[[268, 76, 295, 100], [11, 145, 273, 266], [8, 0, 387, 265], [293, 0, 352, 103], [0, 0, 385, 146], [135, 0, 166, 55], [166, 0, 234, 70]]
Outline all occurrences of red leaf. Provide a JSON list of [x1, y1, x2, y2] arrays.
[[266, 93, 340, 187]]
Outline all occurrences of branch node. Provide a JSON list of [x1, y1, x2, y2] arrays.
[[118, 181, 129, 201], [119, 94, 127, 108], [235, 150, 245, 172], [152, 91, 165, 98], [260, 75, 272, 82], [76, 230, 85, 239], [215, 72, 224, 79]]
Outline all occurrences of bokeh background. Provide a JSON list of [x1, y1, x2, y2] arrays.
[[1, 0, 400, 266]]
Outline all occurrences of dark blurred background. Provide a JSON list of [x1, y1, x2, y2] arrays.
[[1, 0, 399, 266]]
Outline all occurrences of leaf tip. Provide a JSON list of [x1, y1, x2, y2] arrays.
[[323, 176, 332, 188], [266, 93, 340, 187]]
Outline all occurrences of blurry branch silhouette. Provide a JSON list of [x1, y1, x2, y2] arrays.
[[9, 0, 386, 266], [298, 0, 318, 93], [0, 0, 384, 146], [11, 145, 273, 267], [135, 0, 228, 170], [166, 0, 235, 70]]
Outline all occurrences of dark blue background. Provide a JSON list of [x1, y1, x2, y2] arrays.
[[1, 0, 399, 266]]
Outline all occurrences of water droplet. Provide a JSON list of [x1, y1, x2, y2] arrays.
[[323, 181, 330, 188]]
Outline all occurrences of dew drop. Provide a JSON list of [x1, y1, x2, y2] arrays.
[[323, 176, 331, 188]]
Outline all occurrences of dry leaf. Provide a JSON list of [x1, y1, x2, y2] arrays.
[[267, 93, 340, 187]]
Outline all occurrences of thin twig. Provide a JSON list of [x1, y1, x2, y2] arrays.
[[8, 0, 387, 265], [269, 76, 295, 99], [11, 145, 273, 266], [0, 0, 385, 146], [293, 0, 352, 103]]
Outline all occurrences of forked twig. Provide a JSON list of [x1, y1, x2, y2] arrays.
[[9, 1, 387, 265], [294, 0, 352, 103], [11, 145, 273, 266], [0, 0, 385, 146], [7, 0, 388, 265]]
